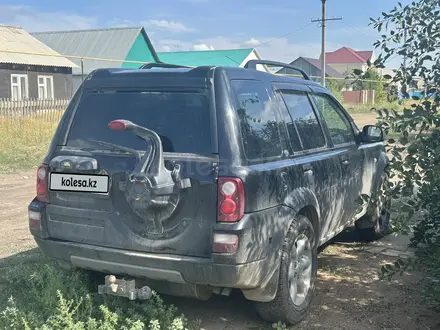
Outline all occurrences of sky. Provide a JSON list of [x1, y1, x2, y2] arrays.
[[0, 0, 409, 68]]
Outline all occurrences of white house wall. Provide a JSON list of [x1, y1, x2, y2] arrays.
[[241, 50, 269, 72]]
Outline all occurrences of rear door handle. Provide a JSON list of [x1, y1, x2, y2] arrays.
[[342, 160, 350, 166]]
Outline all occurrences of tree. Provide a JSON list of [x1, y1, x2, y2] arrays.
[[371, 0, 440, 307], [349, 68, 386, 103], [326, 78, 346, 102]]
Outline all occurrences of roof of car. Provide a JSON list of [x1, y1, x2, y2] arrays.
[[88, 65, 323, 89]]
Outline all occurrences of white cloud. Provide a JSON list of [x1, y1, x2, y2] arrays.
[[0, 5, 96, 32], [245, 38, 261, 47], [146, 20, 195, 33], [192, 44, 215, 51]]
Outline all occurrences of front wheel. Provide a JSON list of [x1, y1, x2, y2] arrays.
[[255, 215, 317, 326]]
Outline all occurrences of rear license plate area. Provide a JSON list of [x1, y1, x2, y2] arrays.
[[49, 173, 109, 193]]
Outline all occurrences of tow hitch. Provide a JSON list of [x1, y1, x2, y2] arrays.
[[98, 275, 152, 301]]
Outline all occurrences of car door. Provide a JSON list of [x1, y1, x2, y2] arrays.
[[273, 82, 345, 244], [310, 89, 365, 234]]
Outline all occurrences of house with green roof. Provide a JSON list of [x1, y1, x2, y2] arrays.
[[157, 48, 269, 72], [32, 26, 159, 93]]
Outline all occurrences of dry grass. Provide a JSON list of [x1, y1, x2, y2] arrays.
[[343, 99, 417, 115], [343, 101, 403, 114], [0, 113, 63, 173]]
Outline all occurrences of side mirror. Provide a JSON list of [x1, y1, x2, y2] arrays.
[[362, 125, 384, 143]]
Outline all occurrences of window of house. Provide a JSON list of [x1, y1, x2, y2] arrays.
[[38, 76, 54, 100], [230, 80, 282, 160], [11, 74, 29, 101], [279, 91, 326, 150], [313, 94, 355, 146]]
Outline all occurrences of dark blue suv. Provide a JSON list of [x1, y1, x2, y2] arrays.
[[28, 60, 390, 326]]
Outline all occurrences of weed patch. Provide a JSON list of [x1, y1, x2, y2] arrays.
[[0, 251, 199, 329]]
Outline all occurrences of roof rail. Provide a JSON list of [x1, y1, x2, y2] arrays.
[[244, 60, 310, 81], [139, 62, 191, 69]]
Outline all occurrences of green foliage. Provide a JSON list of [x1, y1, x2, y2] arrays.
[[272, 321, 288, 330], [351, 69, 386, 103], [0, 257, 199, 329], [369, 0, 440, 310]]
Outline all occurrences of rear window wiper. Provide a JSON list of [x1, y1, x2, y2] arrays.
[[83, 139, 141, 160]]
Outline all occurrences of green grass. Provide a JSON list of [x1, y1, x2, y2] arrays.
[[0, 249, 199, 329]]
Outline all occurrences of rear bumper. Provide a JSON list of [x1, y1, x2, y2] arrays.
[[34, 237, 269, 289]]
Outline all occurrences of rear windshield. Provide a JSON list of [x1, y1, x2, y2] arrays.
[[67, 90, 212, 155]]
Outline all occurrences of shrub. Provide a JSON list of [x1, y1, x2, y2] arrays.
[[368, 0, 440, 310]]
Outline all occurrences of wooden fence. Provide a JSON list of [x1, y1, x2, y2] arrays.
[[342, 90, 376, 105], [0, 98, 70, 122]]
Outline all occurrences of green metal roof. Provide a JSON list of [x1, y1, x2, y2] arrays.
[[32, 26, 159, 75], [157, 48, 255, 67]]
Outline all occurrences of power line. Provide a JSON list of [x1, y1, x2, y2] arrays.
[[339, 21, 378, 38], [254, 22, 314, 48]]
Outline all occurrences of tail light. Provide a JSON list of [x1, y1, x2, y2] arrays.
[[217, 177, 244, 222], [37, 164, 49, 203]]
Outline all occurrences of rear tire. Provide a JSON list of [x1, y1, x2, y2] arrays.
[[357, 172, 391, 241], [255, 215, 317, 326]]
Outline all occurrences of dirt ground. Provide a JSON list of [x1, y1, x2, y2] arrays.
[[1, 113, 439, 330]]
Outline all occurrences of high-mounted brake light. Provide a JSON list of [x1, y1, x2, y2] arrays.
[[108, 120, 127, 131], [36, 164, 49, 203], [217, 177, 245, 222]]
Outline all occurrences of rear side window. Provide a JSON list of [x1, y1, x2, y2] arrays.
[[279, 91, 326, 150], [274, 90, 302, 152], [230, 80, 282, 160], [67, 90, 212, 155]]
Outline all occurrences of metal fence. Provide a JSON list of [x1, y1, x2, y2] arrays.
[[0, 98, 69, 122]]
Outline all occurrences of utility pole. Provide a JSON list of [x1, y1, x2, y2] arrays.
[[311, 0, 342, 88]]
